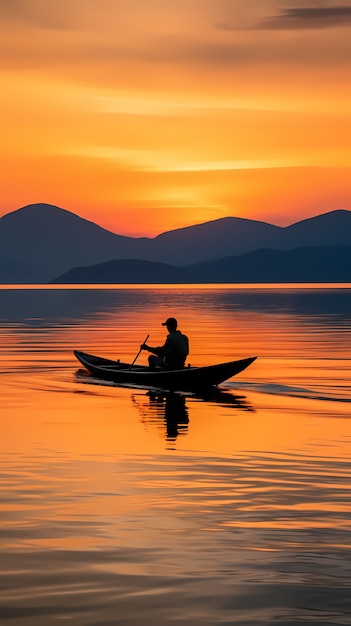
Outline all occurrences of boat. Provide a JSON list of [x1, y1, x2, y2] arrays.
[[74, 350, 257, 392]]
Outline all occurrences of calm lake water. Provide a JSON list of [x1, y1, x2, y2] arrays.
[[1, 284, 351, 626]]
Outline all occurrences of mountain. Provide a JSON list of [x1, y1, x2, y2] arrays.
[[150, 209, 351, 263], [51, 246, 351, 284], [151, 216, 281, 264], [50, 259, 190, 284], [187, 245, 351, 283], [0, 203, 152, 283], [0, 204, 284, 282], [281, 210, 351, 248], [0, 203, 351, 282]]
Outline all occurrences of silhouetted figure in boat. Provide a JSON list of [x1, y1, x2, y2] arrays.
[[140, 317, 189, 370]]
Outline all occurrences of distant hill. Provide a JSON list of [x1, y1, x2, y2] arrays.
[[187, 245, 351, 283], [151, 216, 281, 265], [1, 202, 351, 282], [50, 259, 190, 284], [51, 246, 351, 284], [281, 210, 351, 247]]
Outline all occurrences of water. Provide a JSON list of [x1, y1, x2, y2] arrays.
[[1, 284, 351, 625]]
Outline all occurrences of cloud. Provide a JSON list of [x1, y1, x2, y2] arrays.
[[260, 3, 351, 30], [0, 0, 81, 29], [1, 27, 350, 88], [1, 0, 351, 90]]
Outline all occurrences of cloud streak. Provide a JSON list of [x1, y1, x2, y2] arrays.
[[0, 0, 82, 29], [1, 0, 350, 85], [260, 4, 351, 30]]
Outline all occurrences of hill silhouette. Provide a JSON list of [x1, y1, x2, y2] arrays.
[[51, 246, 351, 284], [0, 204, 151, 283], [1, 203, 351, 282], [50, 259, 189, 284], [187, 245, 351, 283]]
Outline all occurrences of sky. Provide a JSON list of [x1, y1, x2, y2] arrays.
[[1, 0, 351, 236]]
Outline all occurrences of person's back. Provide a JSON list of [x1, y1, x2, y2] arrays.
[[163, 329, 189, 370]]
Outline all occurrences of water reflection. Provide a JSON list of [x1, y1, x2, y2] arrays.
[[74, 365, 255, 444], [0, 288, 138, 325], [141, 392, 189, 443], [132, 388, 254, 445], [1, 285, 351, 326], [2, 286, 351, 625]]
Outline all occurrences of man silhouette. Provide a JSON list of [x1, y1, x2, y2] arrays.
[[140, 317, 189, 370]]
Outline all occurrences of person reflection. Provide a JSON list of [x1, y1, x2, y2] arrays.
[[131, 391, 189, 443], [147, 391, 189, 441]]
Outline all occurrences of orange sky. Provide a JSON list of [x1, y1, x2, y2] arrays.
[[1, 0, 351, 236]]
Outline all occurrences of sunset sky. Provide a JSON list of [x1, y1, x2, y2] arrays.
[[1, 0, 351, 236]]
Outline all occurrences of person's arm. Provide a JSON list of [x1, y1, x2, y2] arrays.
[[140, 343, 163, 356], [141, 335, 175, 356]]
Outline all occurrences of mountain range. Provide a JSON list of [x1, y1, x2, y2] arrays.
[[50, 246, 351, 284], [0, 203, 350, 283]]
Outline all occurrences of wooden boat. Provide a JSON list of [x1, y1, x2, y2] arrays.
[[74, 350, 257, 392]]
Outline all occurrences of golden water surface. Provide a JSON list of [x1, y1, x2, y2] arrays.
[[1, 285, 351, 625]]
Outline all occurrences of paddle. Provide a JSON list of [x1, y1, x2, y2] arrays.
[[129, 334, 149, 370]]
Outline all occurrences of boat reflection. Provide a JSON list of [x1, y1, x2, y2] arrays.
[[74, 369, 255, 445], [132, 388, 254, 445]]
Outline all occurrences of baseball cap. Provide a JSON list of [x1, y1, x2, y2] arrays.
[[162, 317, 177, 328]]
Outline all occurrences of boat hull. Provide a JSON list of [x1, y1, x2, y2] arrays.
[[74, 350, 257, 392]]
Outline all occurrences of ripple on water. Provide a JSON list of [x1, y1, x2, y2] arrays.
[[1, 449, 351, 625]]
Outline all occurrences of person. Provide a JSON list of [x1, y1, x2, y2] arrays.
[[140, 317, 189, 370]]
